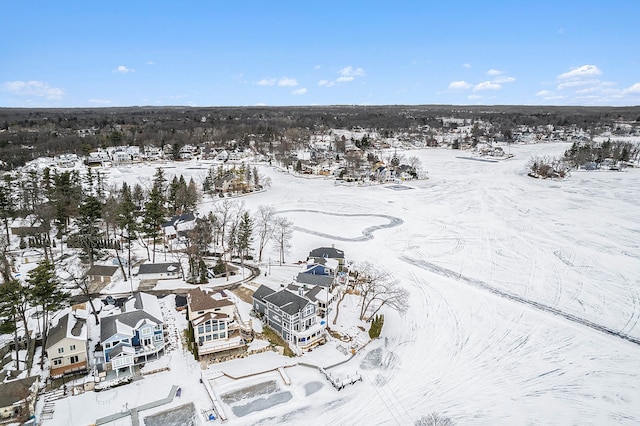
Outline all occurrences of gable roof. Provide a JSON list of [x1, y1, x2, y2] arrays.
[[162, 212, 196, 228], [253, 284, 276, 302], [125, 292, 163, 324], [308, 246, 344, 260], [295, 273, 335, 287], [188, 287, 234, 312], [0, 376, 38, 408], [101, 310, 161, 341], [46, 312, 87, 350], [87, 264, 119, 277], [264, 289, 312, 315], [138, 262, 180, 275]]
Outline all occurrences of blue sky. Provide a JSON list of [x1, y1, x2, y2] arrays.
[[1, 1, 639, 107]]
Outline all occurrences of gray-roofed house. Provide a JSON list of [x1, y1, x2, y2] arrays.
[[0, 376, 39, 421], [87, 264, 120, 284], [45, 311, 88, 378], [162, 212, 197, 241], [252, 284, 275, 317], [187, 287, 253, 359], [308, 246, 345, 271], [100, 292, 165, 375], [137, 262, 181, 280], [295, 272, 335, 288], [252, 285, 326, 353]]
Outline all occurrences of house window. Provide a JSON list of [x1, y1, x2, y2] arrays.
[[53, 358, 62, 366], [105, 342, 111, 349], [154, 334, 162, 342], [198, 325, 205, 334], [70, 344, 76, 351], [58, 347, 64, 354], [69, 355, 79, 364]]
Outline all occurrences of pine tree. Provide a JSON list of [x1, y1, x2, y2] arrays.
[[76, 195, 103, 265], [143, 180, 166, 263], [0, 279, 31, 369], [116, 183, 138, 278], [27, 261, 69, 368], [237, 211, 254, 261]]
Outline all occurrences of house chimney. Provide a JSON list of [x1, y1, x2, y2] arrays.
[[298, 287, 304, 297]]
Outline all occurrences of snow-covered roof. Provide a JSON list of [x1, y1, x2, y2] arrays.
[[45, 311, 87, 350]]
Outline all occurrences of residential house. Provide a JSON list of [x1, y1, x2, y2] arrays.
[[100, 292, 165, 375], [10, 215, 45, 237], [45, 310, 88, 378], [252, 285, 325, 352], [287, 283, 337, 320], [0, 376, 39, 420], [162, 212, 197, 242], [187, 287, 252, 359], [308, 246, 345, 271], [137, 262, 181, 280], [87, 264, 119, 284]]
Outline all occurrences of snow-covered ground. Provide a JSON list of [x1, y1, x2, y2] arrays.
[[43, 143, 640, 425]]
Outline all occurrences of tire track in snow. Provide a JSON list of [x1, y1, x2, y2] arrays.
[[276, 209, 403, 242], [400, 255, 640, 346]]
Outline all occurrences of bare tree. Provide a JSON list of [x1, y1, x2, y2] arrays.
[[255, 205, 275, 262], [355, 262, 409, 321], [415, 413, 455, 426], [272, 216, 293, 265], [64, 266, 101, 325]]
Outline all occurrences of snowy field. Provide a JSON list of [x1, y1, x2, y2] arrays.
[[69, 142, 640, 425]]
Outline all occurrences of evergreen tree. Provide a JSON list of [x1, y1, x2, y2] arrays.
[[237, 211, 254, 261], [143, 180, 166, 263], [0, 181, 15, 243], [116, 183, 138, 278], [27, 261, 69, 368], [76, 195, 103, 265], [0, 279, 31, 369]]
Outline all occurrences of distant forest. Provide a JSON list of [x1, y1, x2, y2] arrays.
[[1, 105, 639, 169]]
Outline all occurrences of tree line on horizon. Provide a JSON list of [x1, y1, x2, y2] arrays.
[[1, 105, 639, 170]]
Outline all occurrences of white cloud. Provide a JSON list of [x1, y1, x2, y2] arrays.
[[623, 83, 640, 95], [113, 65, 134, 73], [146, 61, 155, 65], [536, 90, 554, 97], [462, 63, 471, 69], [1, 80, 65, 99], [474, 81, 501, 91], [336, 76, 354, 83], [492, 76, 515, 84], [319, 66, 365, 88], [257, 77, 298, 87], [448, 80, 472, 90], [292, 88, 307, 95], [278, 77, 298, 87], [257, 78, 276, 86], [467, 95, 484, 100], [339, 66, 365, 77], [314, 65, 321, 70], [487, 69, 503, 76], [557, 79, 600, 90], [558, 65, 601, 80]]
